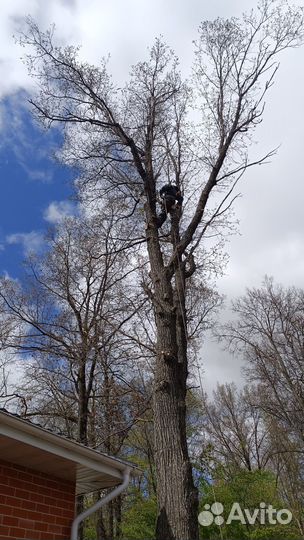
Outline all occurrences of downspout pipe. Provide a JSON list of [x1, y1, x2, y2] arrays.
[[70, 467, 131, 540]]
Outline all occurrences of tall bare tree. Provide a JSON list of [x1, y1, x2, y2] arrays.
[[17, 2, 304, 537]]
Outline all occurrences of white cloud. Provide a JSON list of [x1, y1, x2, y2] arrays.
[[0, 96, 55, 183], [43, 200, 75, 224], [6, 231, 44, 255], [0, 0, 293, 98]]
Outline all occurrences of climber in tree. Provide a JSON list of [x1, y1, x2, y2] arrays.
[[156, 184, 183, 228]]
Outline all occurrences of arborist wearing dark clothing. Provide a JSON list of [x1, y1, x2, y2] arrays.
[[156, 184, 183, 228]]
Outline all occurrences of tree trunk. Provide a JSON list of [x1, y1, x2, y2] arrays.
[[96, 505, 108, 540], [153, 305, 198, 540], [76, 362, 89, 540], [145, 208, 198, 540], [108, 499, 114, 540], [114, 495, 122, 539], [76, 495, 85, 540], [77, 362, 89, 445]]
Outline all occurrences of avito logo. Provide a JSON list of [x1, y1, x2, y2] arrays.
[[198, 501, 293, 527]]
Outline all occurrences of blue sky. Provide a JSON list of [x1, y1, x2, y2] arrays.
[[0, 95, 75, 278]]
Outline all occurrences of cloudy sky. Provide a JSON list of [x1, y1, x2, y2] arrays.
[[0, 0, 303, 392]]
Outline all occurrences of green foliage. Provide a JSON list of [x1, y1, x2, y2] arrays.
[[249, 525, 301, 540], [82, 525, 96, 540], [121, 494, 157, 540], [199, 470, 300, 540]]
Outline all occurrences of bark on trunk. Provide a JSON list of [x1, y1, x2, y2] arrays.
[[77, 362, 89, 445], [76, 495, 85, 540], [96, 505, 108, 540], [153, 341, 198, 540], [108, 499, 114, 539], [114, 495, 122, 539], [145, 206, 199, 540], [76, 362, 89, 540]]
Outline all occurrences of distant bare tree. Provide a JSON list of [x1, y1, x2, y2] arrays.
[[201, 383, 272, 477], [222, 278, 304, 534], [18, 2, 304, 537], [0, 215, 148, 444], [225, 277, 304, 448], [200, 383, 304, 537]]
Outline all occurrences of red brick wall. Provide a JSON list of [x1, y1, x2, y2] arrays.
[[0, 459, 75, 540]]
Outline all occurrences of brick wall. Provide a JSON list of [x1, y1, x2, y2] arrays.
[[0, 459, 75, 540]]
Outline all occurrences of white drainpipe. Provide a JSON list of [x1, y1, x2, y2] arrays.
[[70, 467, 131, 540]]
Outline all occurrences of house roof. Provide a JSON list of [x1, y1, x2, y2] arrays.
[[0, 409, 141, 495]]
